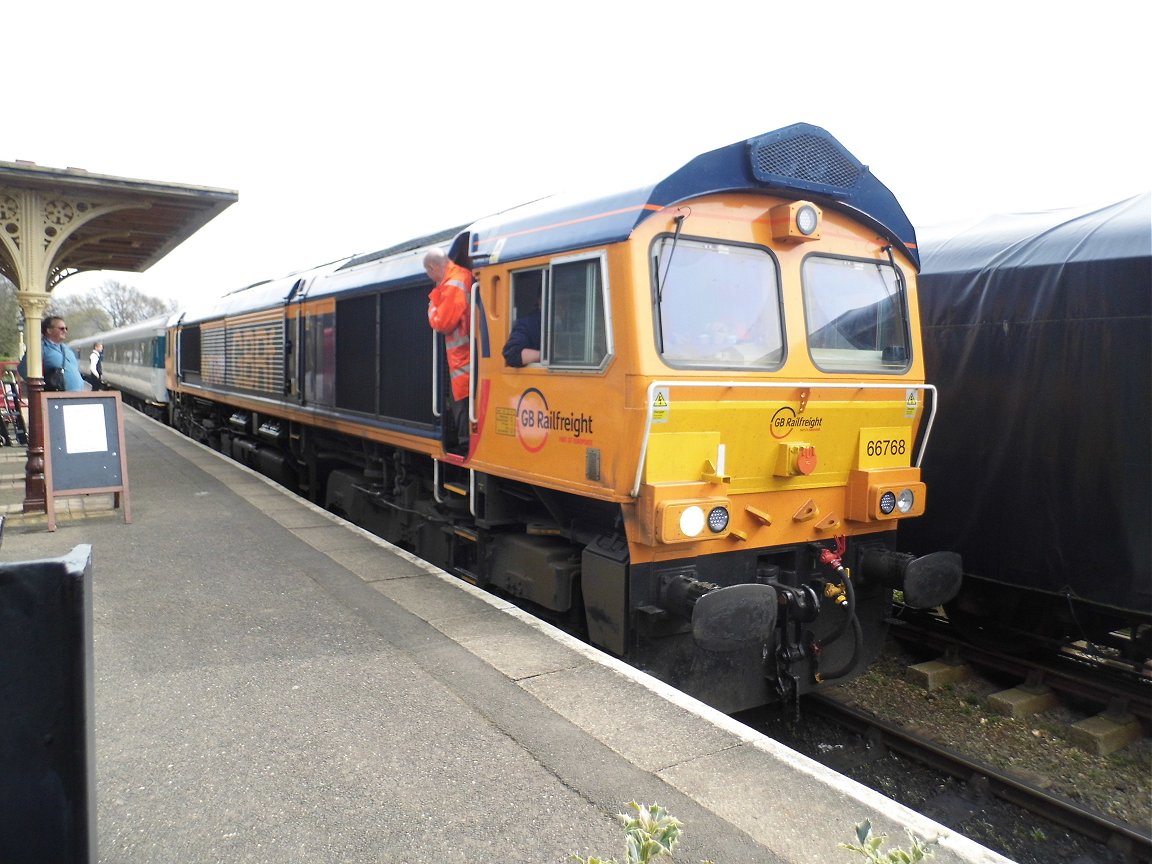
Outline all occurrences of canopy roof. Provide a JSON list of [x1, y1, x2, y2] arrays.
[[0, 160, 237, 290]]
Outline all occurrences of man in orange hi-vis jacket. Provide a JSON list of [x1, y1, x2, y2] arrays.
[[424, 248, 473, 455]]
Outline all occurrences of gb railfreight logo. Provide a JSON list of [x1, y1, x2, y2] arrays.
[[497, 388, 595, 452], [770, 406, 824, 439]]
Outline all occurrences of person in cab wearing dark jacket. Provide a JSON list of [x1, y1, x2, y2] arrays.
[[502, 308, 541, 367]]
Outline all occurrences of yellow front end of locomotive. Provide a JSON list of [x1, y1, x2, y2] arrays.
[[470, 188, 932, 570], [632, 385, 926, 557], [612, 194, 930, 564]]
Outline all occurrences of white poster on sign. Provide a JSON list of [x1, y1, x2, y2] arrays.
[[62, 403, 109, 453]]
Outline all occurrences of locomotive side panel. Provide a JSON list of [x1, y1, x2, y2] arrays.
[[471, 248, 630, 499], [325, 283, 438, 429]]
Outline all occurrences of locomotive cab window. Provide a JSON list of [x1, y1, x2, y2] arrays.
[[654, 238, 784, 368], [550, 255, 609, 368], [507, 255, 610, 370], [803, 256, 911, 372], [508, 268, 544, 366]]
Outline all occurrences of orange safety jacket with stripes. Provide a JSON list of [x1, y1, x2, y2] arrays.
[[427, 260, 473, 401]]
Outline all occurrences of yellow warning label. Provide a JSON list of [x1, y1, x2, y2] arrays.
[[652, 388, 669, 423], [495, 406, 517, 436], [904, 389, 919, 418]]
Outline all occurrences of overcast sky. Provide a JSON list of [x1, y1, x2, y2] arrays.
[[8, 0, 1149, 310]]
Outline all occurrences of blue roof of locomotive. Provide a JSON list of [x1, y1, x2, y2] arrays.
[[466, 122, 920, 269], [179, 123, 920, 319]]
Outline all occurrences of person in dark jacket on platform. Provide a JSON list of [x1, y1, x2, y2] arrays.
[[83, 342, 105, 390]]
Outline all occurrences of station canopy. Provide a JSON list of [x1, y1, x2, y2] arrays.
[[0, 160, 237, 290]]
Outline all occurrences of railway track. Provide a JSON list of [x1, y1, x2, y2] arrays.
[[801, 692, 1152, 863], [886, 613, 1152, 724], [741, 612, 1152, 864]]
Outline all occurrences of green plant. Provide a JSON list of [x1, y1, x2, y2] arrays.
[[573, 801, 684, 864], [839, 819, 937, 862], [573, 805, 939, 864]]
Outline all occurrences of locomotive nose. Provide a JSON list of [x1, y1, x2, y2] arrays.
[[691, 583, 779, 652], [861, 548, 963, 609]]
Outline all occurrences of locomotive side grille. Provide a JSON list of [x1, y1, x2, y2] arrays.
[[226, 320, 285, 394], [202, 327, 226, 386], [749, 133, 861, 193]]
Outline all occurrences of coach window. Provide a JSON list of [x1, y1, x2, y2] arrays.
[[655, 238, 783, 368], [548, 254, 610, 369], [803, 256, 910, 372]]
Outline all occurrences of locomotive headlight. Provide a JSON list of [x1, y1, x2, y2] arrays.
[[847, 470, 926, 523], [795, 203, 819, 236], [679, 506, 706, 538], [659, 499, 733, 542], [707, 506, 730, 533], [770, 200, 822, 242]]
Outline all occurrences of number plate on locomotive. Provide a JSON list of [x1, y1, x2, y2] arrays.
[[858, 427, 911, 467]]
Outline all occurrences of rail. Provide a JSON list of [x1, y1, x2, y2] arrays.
[[805, 693, 1152, 862]]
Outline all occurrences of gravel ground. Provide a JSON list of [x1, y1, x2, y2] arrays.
[[753, 639, 1151, 864]]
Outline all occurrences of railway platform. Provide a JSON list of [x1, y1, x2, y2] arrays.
[[0, 413, 1015, 864]]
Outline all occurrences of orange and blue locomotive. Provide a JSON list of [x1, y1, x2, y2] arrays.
[[155, 123, 961, 712]]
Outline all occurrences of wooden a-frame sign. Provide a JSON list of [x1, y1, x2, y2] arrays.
[[40, 391, 132, 532]]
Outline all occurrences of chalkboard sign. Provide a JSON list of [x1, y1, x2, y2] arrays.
[[41, 391, 131, 532]]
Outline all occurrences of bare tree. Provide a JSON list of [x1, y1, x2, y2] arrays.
[[47, 295, 112, 340], [90, 280, 175, 329], [0, 277, 174, 356]]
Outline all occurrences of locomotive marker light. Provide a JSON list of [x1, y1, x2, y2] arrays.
[[845, 469, 927, 522], [769, 200, 822, 243], [680, 505, 705, 537], [796, 203, 819, 235], [658, 499, 733, 542], [707, 506, 730, 533]]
